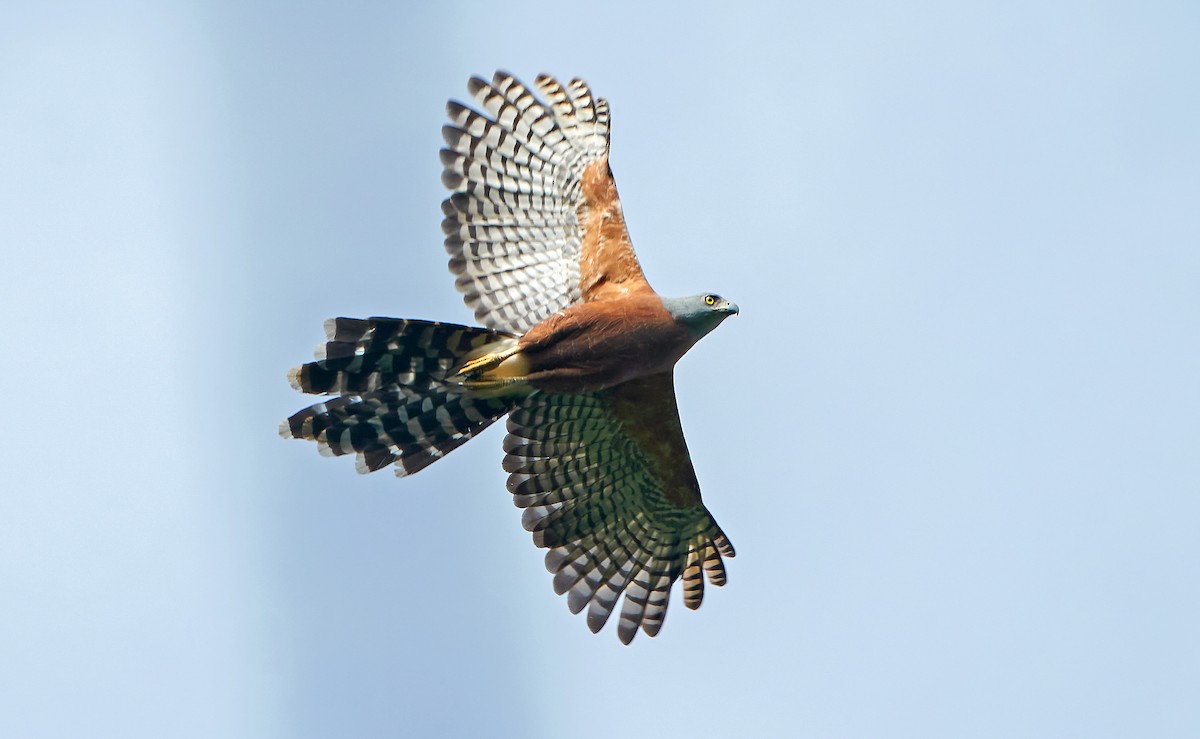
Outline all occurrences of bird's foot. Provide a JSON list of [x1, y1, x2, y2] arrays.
[[452, 343, 523, 378]]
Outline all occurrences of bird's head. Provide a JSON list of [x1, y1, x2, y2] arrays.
[[662, 293, 740, 338]]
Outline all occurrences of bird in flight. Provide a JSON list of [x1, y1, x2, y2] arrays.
[[281, 72, 738, 643]]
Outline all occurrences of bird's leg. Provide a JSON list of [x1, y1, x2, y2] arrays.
[[450, 342, 533, 397], [452, 343, 523, 378], [459, 375, 530, 394]]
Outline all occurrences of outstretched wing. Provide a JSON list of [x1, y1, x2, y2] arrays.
[[441, 72, 652, 335], [503, 372, 734, 644]]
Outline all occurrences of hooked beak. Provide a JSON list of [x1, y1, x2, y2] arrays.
[[721, 300, 740, 316]]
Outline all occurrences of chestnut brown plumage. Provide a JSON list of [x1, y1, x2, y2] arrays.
[[282, 72, 738, 644]]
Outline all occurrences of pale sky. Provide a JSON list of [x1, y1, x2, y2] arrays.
[[3, 2, 1198, 737]]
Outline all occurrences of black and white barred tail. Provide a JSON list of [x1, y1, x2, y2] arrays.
[[280, 317, 522, 476]]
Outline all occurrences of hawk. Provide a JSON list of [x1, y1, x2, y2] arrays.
[[281, 72, 739, 643]]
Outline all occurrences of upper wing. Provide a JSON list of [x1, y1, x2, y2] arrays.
[[503, 372, 734, 644], [441, 72, 651, 335]]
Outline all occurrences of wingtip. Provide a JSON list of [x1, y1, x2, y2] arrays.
[[466, 75, 489, 98], [617, 623, 636, 645], [585, 602, 611, 632]]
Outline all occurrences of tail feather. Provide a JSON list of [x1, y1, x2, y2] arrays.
[[281, 318, 523, 476], [290, 317, 519, 395]]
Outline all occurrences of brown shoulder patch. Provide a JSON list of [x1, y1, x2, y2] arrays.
[[577, 157, 653, 302]]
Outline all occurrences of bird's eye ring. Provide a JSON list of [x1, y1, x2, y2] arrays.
[[704, 295, 716, 306]]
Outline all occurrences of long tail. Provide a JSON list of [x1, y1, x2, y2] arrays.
[[280, 317, 523, 476]]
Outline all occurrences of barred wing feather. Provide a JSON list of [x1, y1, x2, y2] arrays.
[[503, 372, 734, 644], [441, 72, 647, 334]]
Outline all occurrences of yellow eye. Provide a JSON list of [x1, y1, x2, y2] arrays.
[[704, 295, 716, 306]]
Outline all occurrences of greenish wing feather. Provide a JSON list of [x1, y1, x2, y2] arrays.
[[503, 372, 734, 644]]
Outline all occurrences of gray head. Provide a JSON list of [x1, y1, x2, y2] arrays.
[[661, 293, 740, 338]]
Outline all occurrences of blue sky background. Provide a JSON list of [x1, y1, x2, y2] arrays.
[[3, 1, 1198, 737]]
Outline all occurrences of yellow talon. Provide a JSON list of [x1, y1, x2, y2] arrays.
[[456, 353, 504, 376], [451, 340, 526, 380]]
